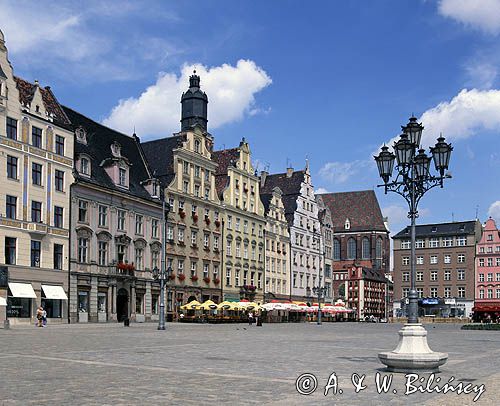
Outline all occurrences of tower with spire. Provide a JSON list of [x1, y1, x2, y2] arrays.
[[180, 70, 208, 132]]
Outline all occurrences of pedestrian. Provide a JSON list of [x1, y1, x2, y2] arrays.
[[248, 311, 254, 325], [36, 306, 43, 327], [42, 308, 47, 327]]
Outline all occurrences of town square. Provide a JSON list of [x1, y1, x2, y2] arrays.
[[1, 1, 500, 405]]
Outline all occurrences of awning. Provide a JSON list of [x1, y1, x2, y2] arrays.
[[0, 297, 6, 306], [41, 285, 68, 300], [8, 282, 37, 299], [473, 304, 500, 312]]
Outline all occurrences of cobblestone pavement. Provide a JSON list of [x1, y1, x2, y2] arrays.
[[0, 322, 498, 405]]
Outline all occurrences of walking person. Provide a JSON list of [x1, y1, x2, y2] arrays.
[[42, 308, 47, 327], [36, 306, 43, 327], [248, 311, 254, 325]]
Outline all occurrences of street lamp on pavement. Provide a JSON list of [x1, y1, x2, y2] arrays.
[[312, 272, 327, 325], [375, 116, 452, 372]]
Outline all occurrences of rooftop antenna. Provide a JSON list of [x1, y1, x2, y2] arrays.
[[475, 205, 479, 220], [265, 162, 270, 172], [452, 212, 455, 222], [286, 157, 291, 168]]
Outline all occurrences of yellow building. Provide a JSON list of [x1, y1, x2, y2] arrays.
[[213, 139, 266, 303], [0, 30, 74, 325]]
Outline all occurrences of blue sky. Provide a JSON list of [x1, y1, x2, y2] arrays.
[[1, 0, 499, 237]]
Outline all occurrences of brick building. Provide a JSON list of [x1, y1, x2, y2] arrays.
[[393, 220, 482, 318]]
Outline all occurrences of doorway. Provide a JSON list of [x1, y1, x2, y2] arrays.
[[117, 288, 129, 322]]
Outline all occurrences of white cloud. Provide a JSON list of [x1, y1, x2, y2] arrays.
[[439, 0, 500, 34], [464, 61, 498, 89], [318, 160, 372, 184], [0, 1, 181, 82], [103, 60, 272, 138], [382, 205, 409, 226], [489, 201, 500, 222], [315, 187, 329, 194]]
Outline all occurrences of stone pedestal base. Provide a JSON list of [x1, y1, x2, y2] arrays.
[[378, 323, 448, 373]]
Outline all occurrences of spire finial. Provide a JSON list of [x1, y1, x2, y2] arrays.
[[189, 69, 200, 88]]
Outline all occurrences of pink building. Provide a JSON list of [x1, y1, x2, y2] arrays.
[[474, 218, 500, 321]]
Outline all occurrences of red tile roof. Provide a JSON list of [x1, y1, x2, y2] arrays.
[[318, 190, 387, 232]]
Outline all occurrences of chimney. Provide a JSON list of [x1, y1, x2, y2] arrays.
[[286, 167, 294, 178], [260, 170, 268, 187]]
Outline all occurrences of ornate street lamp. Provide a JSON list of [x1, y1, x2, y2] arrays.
[[312, 276, 327, 326], [375, 116, 453, 373]]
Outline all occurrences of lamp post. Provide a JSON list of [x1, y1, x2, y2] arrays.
[[312, 271, 327, 325], [152, 190, 171, 330], [375, 116, 452, 372]]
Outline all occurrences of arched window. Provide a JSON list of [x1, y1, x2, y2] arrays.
[[375, 237, 383, 268], [362, 237, 370, 259], [347, 238, 356, 260], [333, 239, 340, 260], [194, 139, 201, 153]]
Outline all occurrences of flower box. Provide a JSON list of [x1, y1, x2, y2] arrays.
[[215, 220, 221, 228], [178, 273, 186, 281], [205, 217, 211, 225], [191, 275, 199, 282], [168, 274, 176, 280], [214, 278, 220, 285], [203, 276, 211, 284], [180, 211, 186, 219], [192, 213, 198, 222]]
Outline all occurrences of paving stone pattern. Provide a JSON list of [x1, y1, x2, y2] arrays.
[[0, 322, 498, 405]]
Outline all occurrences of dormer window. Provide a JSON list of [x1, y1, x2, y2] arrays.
[[80, 157, 90, 176], [119, 168, 127, 186], [345, 218, 351, 230], [194, 139, 201, 153]]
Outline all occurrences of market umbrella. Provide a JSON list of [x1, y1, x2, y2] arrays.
[[180, 300, 201, 310], [199, 300, 218, 310]]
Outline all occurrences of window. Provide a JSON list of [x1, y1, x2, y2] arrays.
[[183, 181, 189, 193], [5, 237, 16, 264], [203, 264, 209, 279], [204, 234, 209, 248], [429, 238, 439, 248], [6, 195, 16, 219], [487, 258, 493, 267], [178, 259, 184, 274], [430, 255, 438, 264], [401, 240, 411, 249], [497, 289, 500, 299], [457, 254, 465, 263], [362, 237, 370, 259], [417, 288, 424, 298], [333, 239, 340, 260], [456, 236, 466, 246], [416, 256, 424, 265], [457, 287, 465, 298], [479, 258, 484, 267], [54, 169, 64, 192], [152, 219, 159, 238], [6, 117, 17, 140], [444, 254, 451, 264], [479, 273, 484, 282], [226, 239, 232, 256], [235, 270, 240, 286], [487, 289, 493, 299], [119, 168, 126, 186], [98, 205, 107, 227], [347, 238, 356, 260], [54, 206, 63, 228], [117, 244, 126, 263], [244, 244, 248, 259], [98, 241, 108, 266], [236, 242, 241, 257], [430, 287, 438, 298], [32, 126, 42, 148], [32, 163, 42, 185], [214, 235, 219, 250], [190, 262, 196, 277], [243, 220, 248, 234], [31, 240, 41, 267], [194, 165, 200, 178], [117, 210, 126, 230], [194, 139, 201, 153], [151, 251, 159, 269], [430, 271, 438, 281], [54, 244, 63, 270], [31, 201, 42, 223], [444, 270, 451, 281], [135, 248, 144, 270], [178, 228, 184, 242], [415, 239, 425, 248], [213, 265, 219, 281], [135, 215, 143, 235], [402, 256, 410, 265], [78, 238, 88, 263], [226, 268, 231, 286], [442, 237, 453, 247], [416, 271, 423, 282], [487, 234, 493, 241], [191, 230, 197, 246], [497, 273, 500, 281], [55, 135, 65, 156], [78, 200, 88, 222], [7, 155, 18, 179], [402, 272, 410, 282], [194, 185, 200, 197], [80, 158, 90, 175], [235, 218, 240, 231], [444, 287, 451, 298]]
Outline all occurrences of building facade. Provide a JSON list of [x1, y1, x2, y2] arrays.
[[260, 185, 291, 301], [0, 30, 74, 325], [317, 198, 333, 303], [142, 73, 223, 318], [474, 218, 500, 321], [65, 107, 163, 323], [213, 140, 266, 303], [393, 220, 482, 318], [260, 164, 322, 301], [317, 191, 390, 302], [347, 265, 387, 320]]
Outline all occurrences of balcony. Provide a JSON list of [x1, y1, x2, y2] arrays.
[[112, 262, 135, 278]]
